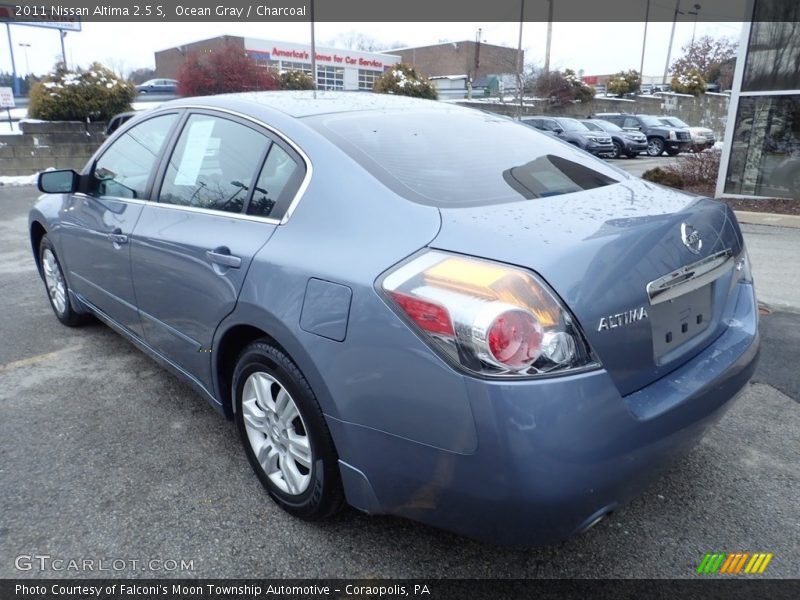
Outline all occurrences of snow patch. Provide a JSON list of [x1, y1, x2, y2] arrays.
[[0, 168, 53, 187]]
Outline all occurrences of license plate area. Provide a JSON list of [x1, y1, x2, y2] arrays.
[[650, 284, 712, 361]]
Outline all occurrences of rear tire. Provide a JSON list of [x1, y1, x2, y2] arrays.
[[666, 148, 681, 156], [39, 235, 90, 327], [626, 151, 639, 159], [647, 137, 665, 156], [233, 340, 345, 520]]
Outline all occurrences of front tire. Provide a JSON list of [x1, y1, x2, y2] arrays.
[[39, 235, 89, 327], [233, 340, 345, 520], [647, 137, 665, 156], [610, 141, 622, 159]]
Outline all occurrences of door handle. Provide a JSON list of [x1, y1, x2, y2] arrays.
[[107, 229, 128, 245], [206, 247, 242, 269]]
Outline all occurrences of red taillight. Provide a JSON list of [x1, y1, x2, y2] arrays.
[[389, 291, 454, 337], [487, 310, 543, 369], [382, 251, 597, 377]]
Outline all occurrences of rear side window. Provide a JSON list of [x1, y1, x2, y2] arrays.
[[623, 117, 640, 129], [310, 109, 623, 207], [159, 114, 270, 214], [247, 144, 303, 219], [91, 113, 177, 199]]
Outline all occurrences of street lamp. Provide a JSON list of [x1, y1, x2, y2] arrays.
[[18, 43, 31, 74]]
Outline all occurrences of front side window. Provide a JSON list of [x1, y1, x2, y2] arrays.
[[159, 114, 270, 214], [90, 113, 178, 199], [622, 117, 640, 129]]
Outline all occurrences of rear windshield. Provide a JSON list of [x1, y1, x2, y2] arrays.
[[308, 109, 623, 207]]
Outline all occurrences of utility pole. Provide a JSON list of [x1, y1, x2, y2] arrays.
[[19, 43, 31, 74], [639, 0, 650, 81], [5, 23, 19, 96], [663, 0, 681, 85], [543, 0, 553, 73], [516, 0, 524, 118], [689, 4, 702, 51], [60, 30, 67, 68]]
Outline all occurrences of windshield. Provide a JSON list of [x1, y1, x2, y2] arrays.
[[309, 109, 623, 207], [581, 121, 603, 131], [556, 118, 589, 132], [588, 119, 622, 133], [640, 116, 666, 127], [661, 117, 689, 128]]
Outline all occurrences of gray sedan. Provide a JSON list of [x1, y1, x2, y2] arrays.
[[29, 92, 759, 545]]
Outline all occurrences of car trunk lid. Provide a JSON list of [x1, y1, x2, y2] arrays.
[[431, 179, 744, 396]]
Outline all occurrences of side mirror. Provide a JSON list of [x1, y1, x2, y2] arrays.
[[554, 128, 564, 135], [38, 169, 79, 194]]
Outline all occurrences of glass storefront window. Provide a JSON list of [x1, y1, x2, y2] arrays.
[[317, 66, 344, 91], [358, 69, 380, 91], [742, 0, 800, 92], [724, 94, 800, 198]]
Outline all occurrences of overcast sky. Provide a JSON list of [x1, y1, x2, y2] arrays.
[[2, 20, 743, 79]]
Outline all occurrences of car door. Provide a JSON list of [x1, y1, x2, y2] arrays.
[[58, 112, 180, 337], [130, 110, 306, 388]]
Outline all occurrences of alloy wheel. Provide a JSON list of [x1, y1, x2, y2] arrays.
[[42, 248, 67, 315], [241, 371, 313, 496], [647, 138, 664, 156]]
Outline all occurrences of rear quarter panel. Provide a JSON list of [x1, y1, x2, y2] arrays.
[[217, 122, 479, 454]]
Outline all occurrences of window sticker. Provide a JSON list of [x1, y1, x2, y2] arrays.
[[174, 119, 215, 186]]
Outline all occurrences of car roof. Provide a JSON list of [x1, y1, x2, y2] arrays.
[[160, 91, 459, 119]]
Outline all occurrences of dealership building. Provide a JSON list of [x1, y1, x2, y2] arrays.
[[717, 0, 800, 199], [155, 36, 520, 97], [155, 36, 400, 91]]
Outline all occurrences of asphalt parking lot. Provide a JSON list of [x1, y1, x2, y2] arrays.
[[0, 185, 798, 579]]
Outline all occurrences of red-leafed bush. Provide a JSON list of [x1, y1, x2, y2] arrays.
[[176, 46, 280, 97]]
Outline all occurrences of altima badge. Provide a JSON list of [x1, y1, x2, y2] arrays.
[[597, 307, 648, 331], [681, 222, 703, 254]]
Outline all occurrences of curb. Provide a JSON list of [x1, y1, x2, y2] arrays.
[[734, 211, 800, 229]]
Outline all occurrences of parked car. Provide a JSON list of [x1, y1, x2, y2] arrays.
[[594, 84, 607, 96], [522, 116, 614, 156], [659, 116, 716, 152], [135, 78, 178, 94], [29, 92, 759, 546], [581, 118, 648, 158], [105, 111, 138, 136], [640, 84, 654, 94], [595, 113, 692, 156]]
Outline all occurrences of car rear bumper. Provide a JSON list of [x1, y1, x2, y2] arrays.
[[330, 282, 759, 545]]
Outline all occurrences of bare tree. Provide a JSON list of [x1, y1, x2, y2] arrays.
[[670, 35, 737, 86], [327, 31, 405, 52]]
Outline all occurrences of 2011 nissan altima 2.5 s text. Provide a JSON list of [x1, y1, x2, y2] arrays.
[[29, 92, 759, 545]]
